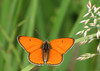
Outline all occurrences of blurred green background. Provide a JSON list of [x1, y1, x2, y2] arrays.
[[0, 0, 100, 71]]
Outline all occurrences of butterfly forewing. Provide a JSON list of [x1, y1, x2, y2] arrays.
[[18, 36, 43, 52], [50, 38, 74, 54]]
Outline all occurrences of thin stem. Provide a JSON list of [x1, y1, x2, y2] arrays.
[[21, 64, 35, 71], [0, 25, 21, 63]]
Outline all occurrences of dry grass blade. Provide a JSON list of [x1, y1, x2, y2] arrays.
[[76, 53, 97, 61]]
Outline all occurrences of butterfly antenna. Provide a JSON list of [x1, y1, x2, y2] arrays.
[[46, 32, 56, 41], [35, 29, 45, 41]]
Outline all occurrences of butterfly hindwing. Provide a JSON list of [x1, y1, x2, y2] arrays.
[[29, 49, 44, 64], [46, 49, 62, 65]]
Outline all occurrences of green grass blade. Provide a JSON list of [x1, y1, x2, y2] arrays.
[[36, 6, 46, 41], [21, 0, 38, 68], [95, 55, 100, 71], [49, 0, 71, 40], [53, 0, 89, 71], [21, 64, 35, 71]]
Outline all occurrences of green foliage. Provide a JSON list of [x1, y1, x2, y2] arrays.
[[0, 0, 100, 71]]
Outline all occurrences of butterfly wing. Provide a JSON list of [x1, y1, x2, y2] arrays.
[[29, 49, 44, 64], [50, 38, 74, 54], [18, 36, 43, 52], [17, 36, 44, 64], [47, 49, 62, 65], [46, 38, 74, 65]]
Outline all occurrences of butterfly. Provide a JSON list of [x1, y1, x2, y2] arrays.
[[17, 36, 75, 65]]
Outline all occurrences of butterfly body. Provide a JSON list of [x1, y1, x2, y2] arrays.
[[18, 36, 74, 65], [41, 41, 51, 63]]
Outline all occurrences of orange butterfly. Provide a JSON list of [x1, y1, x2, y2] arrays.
[[17, 36, 74, 65]]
